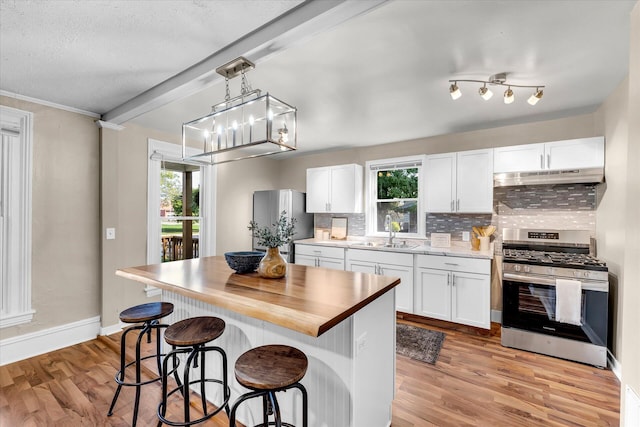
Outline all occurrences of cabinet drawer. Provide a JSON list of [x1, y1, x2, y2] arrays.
[[416, 254, 490, 275], [346, 249, 413, 267], [295, 244, 345, 259]]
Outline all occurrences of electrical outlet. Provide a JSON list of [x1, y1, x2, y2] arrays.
[[106, 227, 116, 240], [462, 231, 470, 241]]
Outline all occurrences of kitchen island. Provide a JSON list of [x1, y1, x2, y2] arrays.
[[116, 256, 400, 427]]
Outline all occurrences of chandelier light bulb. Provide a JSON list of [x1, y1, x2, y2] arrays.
[[449, 83, 462, 100], [527, 88, 544, 105], [504, 87, 515, 104], [479, 85, 493, 100]]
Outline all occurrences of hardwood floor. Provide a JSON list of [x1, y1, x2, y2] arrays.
[[0, 318, 620, 426]]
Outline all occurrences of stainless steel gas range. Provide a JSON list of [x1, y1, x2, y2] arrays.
[[500, 228, 609, 368]]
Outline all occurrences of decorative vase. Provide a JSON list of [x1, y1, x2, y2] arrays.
[[258, 247, 287, 279]]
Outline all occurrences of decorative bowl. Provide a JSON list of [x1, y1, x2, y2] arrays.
[[224, 251, 264, 273]]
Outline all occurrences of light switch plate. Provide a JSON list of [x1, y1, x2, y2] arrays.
[[106, 227, 116, 240]]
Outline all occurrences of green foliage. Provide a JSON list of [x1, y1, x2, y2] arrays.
[[161, 170, 181, 209], [171, 186, 200, 216], [248, 211, 297, 248], [377, 168, 418, 199]]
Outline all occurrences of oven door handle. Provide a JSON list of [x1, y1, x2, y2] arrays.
[[503, 273, 609, 292]]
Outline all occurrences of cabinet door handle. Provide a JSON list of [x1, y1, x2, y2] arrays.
[[540, 154, 544, 169], [444, 262, 459, 266], [315, 258, 319, 267], [452, 273, 456, 286], [447, 272, 451, 286], [456, 199, 460, 211], [378, 265, 383, 275], [546, 154, 551, 169]]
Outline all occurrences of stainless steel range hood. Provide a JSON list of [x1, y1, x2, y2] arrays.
[[493, 167, 604, 187]]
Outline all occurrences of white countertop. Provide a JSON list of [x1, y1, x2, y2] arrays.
[[295, 238, 494, 260]]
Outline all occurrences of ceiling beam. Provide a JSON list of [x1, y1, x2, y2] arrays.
[[102, 0, 388, 125]]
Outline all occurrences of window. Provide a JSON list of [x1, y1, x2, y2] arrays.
[[366, 156, 425, 237], [160, 164, 200, 262], [147, 139, 216, 296], [1, 106, 34, 328]]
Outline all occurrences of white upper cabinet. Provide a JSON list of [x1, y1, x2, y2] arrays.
[[424, 153, 456, 213], [494, 137, 604, 173], [306, 164, 363, 213], [425, 148, 493, 213], [545, 137, 605, 170]]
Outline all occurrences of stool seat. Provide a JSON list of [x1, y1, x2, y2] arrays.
[[164, 316, 225, 347], [229, 345, 308, 426], [235, 345, 308, 390], [120, 302, 174, 323]]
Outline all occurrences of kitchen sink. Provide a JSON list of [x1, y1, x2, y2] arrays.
[[350, 241, 417, 250]]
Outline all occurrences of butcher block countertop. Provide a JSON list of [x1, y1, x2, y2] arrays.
[[116, 256, 400, 337]]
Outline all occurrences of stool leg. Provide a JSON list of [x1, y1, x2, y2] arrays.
[[229, 390, 266, 427], [157, 348, 172, 427], [292, 383, 309, 427], [132, 322, 150, 427], [108, 325, 142, 416], [262, 394, 270, 426], [199, 346, 208, 416], [269, 391, 282, 427]]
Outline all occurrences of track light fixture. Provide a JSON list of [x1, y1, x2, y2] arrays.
[[448, 73, 544, 105], [504, 87, 514, 104], [449, 82, 461, 100], [527, 88, 544, 105], [479, 83, 493, 100]]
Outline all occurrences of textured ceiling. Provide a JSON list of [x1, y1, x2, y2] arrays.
[[1, 0, 636, 155], [0, 0, 304, 113]]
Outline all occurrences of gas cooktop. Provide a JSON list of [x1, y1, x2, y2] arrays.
[[502, 248, 608, 271]]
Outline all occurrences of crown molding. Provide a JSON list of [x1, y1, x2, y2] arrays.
[[0, 90, 101, 118]]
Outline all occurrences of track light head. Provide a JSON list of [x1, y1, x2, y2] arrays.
[[527, 88, 544, 105], [479, 84, 493, 100], [450, 83, 461, 100], [504, 87, 515, 104]]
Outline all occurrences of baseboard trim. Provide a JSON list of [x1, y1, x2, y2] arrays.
[[607, 349, 622, 381], [100, 322, 125, 337], [0, 316, 101, 366]]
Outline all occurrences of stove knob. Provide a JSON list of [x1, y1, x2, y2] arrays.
[[524, 266, 531, 273], [514, 265, 521, 272], [573, 271, 580, 278], [583, 271, 590, 279]]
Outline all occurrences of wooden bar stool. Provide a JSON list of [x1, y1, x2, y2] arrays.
[[108, 301, 174, 427], [228, 345, 308, 427], [157, 316, 231, 426]]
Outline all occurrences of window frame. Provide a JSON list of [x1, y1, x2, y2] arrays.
[[365, 155, 426, 238], [146, 139, 216, 297], [0, 106, 34, 328]]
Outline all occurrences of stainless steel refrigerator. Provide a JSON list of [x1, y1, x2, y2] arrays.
[[252, 190, 314, 262]]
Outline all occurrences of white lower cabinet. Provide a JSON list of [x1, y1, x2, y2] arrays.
[[415, 254, 490, 329], [346, 249, 414, 313], [294, 244, 345, 270]]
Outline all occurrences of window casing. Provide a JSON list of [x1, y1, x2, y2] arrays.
[[366, 155, 425, 238], [146, 139, 216, 297], [1, 106, 34, 328]]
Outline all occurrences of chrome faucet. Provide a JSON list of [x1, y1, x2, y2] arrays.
[[385, 214, 395, 246]]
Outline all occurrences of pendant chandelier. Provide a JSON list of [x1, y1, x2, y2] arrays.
[[448, 73, 545, 105], [182, 57, 296, 165]]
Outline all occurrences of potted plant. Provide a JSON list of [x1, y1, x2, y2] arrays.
[[248, 210, 296, 278]]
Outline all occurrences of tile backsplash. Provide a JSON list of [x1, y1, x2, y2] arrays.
[[314, 213, 366, 236], [313, 183, 600, 247]]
